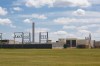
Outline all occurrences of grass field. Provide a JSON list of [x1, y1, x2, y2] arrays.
[[0, 49, 100, 66]]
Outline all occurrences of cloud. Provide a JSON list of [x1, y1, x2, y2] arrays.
[[20, 13, 47, 20], [89, 0, 100, 5], [0, 18, 16, 28], [78, 29, 91, 34], [0, 18, 12, 25], [87, 24, 100, 28], [0, 7, 8, 16], [54, 0, 91, 7], [25, 0, 54, 8], [13, 7, 22, 11], [32, 14, 47, 19], [54, 17, 100, 24], [14, 0, 91, 8], [54, 18, 76, 24], [77, 26, 88, 30], [52, 30, 68, 35], [23, 19, 32, 23], [73, 9, 86, 16], [63, 25, 88, 31], [63, 25, 76, 29]]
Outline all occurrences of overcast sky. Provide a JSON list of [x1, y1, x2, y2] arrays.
[[0, 0, 100, 42]]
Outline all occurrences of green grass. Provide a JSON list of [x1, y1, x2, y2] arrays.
[[0, 49, 100, 66]]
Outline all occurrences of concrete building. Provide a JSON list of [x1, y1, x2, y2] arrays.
[[94, 41, 100, 48], [58, 38, 66, 44], [0, 40, 20, 44], [52, 38, 95, 48], [52, 38, 66, 49], [47, 40, 52, 44], [66, 38, 77, 47], [66, 38, 94, 48]]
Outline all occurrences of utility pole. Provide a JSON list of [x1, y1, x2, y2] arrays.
[[89, 33, 91, 49]]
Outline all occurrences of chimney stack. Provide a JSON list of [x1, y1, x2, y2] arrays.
[[32, 22, 35, 43]]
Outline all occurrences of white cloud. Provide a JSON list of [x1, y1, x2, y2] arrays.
[[63, 25, 76, 29], [54, 18, 76, 24], [0, 18, 12, 25], [0, 18, 16, 28], [25, 0, 54, 8], [52, 30, 68, 35], [0, 7, 8, 16], [44, 10, 100, 19], [54, 0, 91, 7], [20, 14, 47, 20], [89, 0, 100, 5], [77, 29, 91, 38], [32, 14, 47, 19], [15, 0, 91, 8], [67, 34, 77, 38], [54, 17, 100, 24], [23, 19, 32, 23], [86, 24, 100, 28], [79, 29, 91, 33], [77, 26, 88, 30], [13, 7, 22, 11], [73, 9, 86, 16]]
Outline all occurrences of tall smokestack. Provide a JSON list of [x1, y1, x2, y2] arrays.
[[32, 22, 35, 43]]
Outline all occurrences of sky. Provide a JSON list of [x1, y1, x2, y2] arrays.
[[0, 0, 100, 42]]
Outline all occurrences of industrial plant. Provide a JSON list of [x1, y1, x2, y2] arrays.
[[0, 22, 100, 49]]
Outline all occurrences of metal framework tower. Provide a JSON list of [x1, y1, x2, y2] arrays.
[[0, 33, 2, 40], [14, 32, 31, 44], [23, 32, 31, 44], [85, 33, 92, 49], [89, 33, 91, 49], [14, 32, 24, 44], [39, 32, 48, 43]]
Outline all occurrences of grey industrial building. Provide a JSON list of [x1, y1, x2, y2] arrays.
[[51, 38, 95, 48], [0, 40, 20, 44]]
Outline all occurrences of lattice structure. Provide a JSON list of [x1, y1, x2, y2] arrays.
[[23, 32, 31, 44], [0, 33, 2, 40], [14, 32, 24, 44], [39, 32, 48, 43], [85, 33, 92, 48]]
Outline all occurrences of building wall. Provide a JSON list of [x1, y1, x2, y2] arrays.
[[77, 39, 89, 48], [94, 41, 100, 48], [0, 40, 20, 44], [9, 40, 20, 44], [47, 40, 52, 44], [58, 38, 66, 44], [0, 40, 9, 44], [77, 39, 94, 48], [66, 38, 77, 47], [77, 39, 87, 45], [52, 42, 64, 49]]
